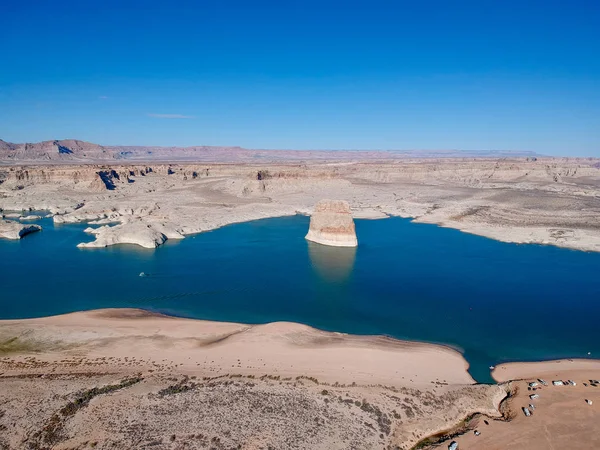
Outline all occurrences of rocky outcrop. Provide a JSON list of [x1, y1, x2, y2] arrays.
[[96, 170, 120, 190], [78, 222, 166, 249], [0, 139, 112, 162], [2, 212, 22, 219], [0, 220, 41, 239], [77, 220, 184, 249], [305, 200, 358, 247]]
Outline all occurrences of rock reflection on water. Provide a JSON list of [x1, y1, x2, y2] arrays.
[[307, 241, 356, 282]]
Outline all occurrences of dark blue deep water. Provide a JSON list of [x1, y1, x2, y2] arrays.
[[1, 214, 599, 383]]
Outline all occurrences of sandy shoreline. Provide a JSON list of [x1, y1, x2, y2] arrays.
[[3, 308, 599, 386], [0, 308, 475, 387], [492, 359, 600, 383]]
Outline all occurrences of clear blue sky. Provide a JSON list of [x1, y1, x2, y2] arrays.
[[1, 0, 598, 156]]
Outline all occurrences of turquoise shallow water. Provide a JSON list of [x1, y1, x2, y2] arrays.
[[1, 214, 599, 383]]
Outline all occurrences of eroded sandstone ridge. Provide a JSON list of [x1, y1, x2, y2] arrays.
[[1, 155, 599, 251], [306, 200, 358, 247]]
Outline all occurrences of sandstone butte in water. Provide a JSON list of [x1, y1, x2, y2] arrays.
[[305, 200, 358, 247]]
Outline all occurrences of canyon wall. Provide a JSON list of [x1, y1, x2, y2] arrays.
[[0, 158, 599, 251]]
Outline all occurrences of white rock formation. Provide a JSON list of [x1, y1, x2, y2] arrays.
[[305, 200, 358, 247], [19, 215, 42, 221], [77, 222, 167, 249], [0, 220, 42, 240], [77, 220, 184, 249]]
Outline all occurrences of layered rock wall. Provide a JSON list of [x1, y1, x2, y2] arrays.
[[305, 200, 358, 247]]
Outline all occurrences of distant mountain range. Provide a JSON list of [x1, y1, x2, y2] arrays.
[[0, 138, 542, 164]]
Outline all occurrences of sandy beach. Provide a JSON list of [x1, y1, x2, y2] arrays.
[[0, 308, 475, 386]]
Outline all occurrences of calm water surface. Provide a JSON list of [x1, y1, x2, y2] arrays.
[[1, 214, 599, 383]]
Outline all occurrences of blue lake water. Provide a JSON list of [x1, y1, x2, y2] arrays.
[[1, 214, 599, 383]]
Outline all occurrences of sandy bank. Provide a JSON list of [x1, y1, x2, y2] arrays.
[[492, 358, 600, 383], [0, 308, 474, 387]]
